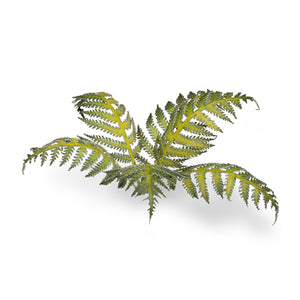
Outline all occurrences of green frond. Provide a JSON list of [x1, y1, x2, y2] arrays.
[[184, 99, 196, 117], [127, 119, 136, 143], [59, 145, 75, 166], [167, 102, 185, 135], [251, 188, 261, 210], [181, 173, 199, 199], [85, 157, 111, 177], [166, 176, 177, 191], [85, 134, 128, 152], [98, 167, 121, 186], [110, 153, 133, 164], [116, 104, 126, 116], [82, 109, 118, 123], [73, 92, 117, 105], [22, 137, 118, 176], [225, 172, 236, 199], [239, 178, 250, 206], [146, 113, 161, 142], [182, 121, 216, 137], [40, 151, 48, 166], [49, 147, 60, 166], [231, 98, 242, 109], [117, 177, 128, 189], [205, 104, 234, 124], [137, 126, 155, 159], [219, 102, 237, 119], [100, 164, 188, 221], [187, 91, 197, 100], [154, 135, 166, 159], [68, 145, 88, 171], [132, 143, 141, 155], [176, 93, 186, 105], [165, 101, 176, 114], [165, 145, 205, 159], [173, 133, 215, 149], [122, 112, 132, 130], [194, 111, 223, 132], [195, 169, 209, 203], [134, 153, 150, 165], [183, 163, 279, 224], [80, 149, 101, 171], [73, 92, 137, 165], [79, 118, 123, 137], [157, 157, 187, 169], [152, 90, 258, 166], [111, 145, 149, 164], [155, 105, 168, 130], [23, 89, 277, 225], [212, 171, 224, 198]]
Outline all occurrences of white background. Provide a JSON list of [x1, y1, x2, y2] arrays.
[[1, 0, 299, 299]]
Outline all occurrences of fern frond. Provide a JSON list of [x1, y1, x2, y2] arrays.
[[85, 157, 112, 177], [68, 145, 88, 171], [182, 163, 279, 224], [134, 153, 151, 165], [165, 101, 176, 114], [137, 126, 155, 159], [157, 157, 188, 169], [80, 148, 101, 171], [85, 134, 128, 152], [225, 172, 236, 199], [100, 164, 188, 220], [78, 118, 124, 137], [73, 92, 137, 165], [166, 145, 205, 158], [110, 153, 133, 164], [173, 133, 215, 150], [81, 109, 118, 123], [195, 169, 209, 203], [182, 121, 216, 137], [146, 113, 161, 143], [155, 105, 168, 130], [22, 137, 119, 176], [181, 174, 198, 199], [212, 170, 224, 198], [194, 111, 223, 132], [23, 89, 277, 224], [60, 144, 75, 167], [49, 147, 60, 166], [153, 90, 258, 166]]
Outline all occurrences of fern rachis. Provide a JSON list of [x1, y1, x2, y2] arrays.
[[23, 90, 278, 224]]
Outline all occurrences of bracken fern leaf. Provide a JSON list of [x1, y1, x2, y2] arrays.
[[153, 90, 259, 166], [73, 92, 138, 165], [23, 137, 118, 176], [181, 163, 279, 224], [23, 89, 277, 224]]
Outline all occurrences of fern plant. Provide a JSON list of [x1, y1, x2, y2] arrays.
[[23, 90, 279, 224]]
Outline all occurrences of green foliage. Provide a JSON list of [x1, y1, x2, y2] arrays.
[[100, 164, 188, 220], [23, 90, 278, 224], [22, 136, 119, 176], [181, 163, 278, 223]]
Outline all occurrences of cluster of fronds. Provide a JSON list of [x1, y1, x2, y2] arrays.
[[23, 90, 279, 223]]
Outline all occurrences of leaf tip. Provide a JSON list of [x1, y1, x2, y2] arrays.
[[272, 208, 279, 225], [253, 99, 260, 110]]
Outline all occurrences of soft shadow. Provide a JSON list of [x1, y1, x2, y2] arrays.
[[48, 167, 275, 234], [49, 167, 145, 212], [163, 184, 274, 235]]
